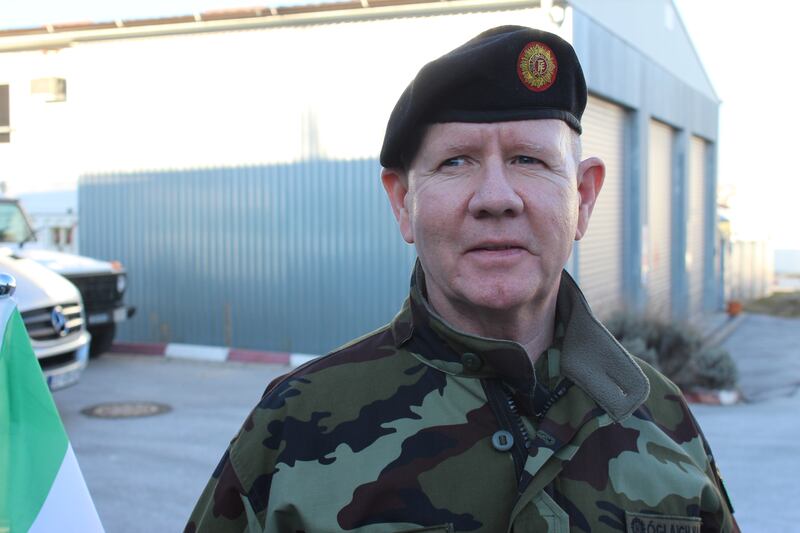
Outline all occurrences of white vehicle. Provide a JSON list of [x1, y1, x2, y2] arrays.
[[0, 198, 135, 356], [0, 251, 90, 389]]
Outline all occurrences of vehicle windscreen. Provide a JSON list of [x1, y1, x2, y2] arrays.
[[0, 203, 35, 243]]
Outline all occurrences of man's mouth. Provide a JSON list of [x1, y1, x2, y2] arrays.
[[468, 243, 528, 256], [476, 245, 519, 251]]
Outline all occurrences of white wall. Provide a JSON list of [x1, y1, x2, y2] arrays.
[[0, 6, 565, 194]]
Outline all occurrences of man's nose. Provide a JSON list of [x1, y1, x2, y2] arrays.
[[467, 159, 524, 218]]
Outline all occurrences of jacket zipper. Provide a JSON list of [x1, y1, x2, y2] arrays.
[[504, 391, 532, 452], [483, 379, 531, 484]]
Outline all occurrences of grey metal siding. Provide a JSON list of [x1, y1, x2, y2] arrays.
[[646, 120, 673, 319], [669, 129, 689, 322], [572, 9, 719, 142], [572, 7, 720, 318], [79, 159, 417, 354], [622, 109, 648, 314], [727, 240, 772, 301], [577, 95, 626, 317]]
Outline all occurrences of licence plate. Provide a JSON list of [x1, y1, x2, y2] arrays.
[[47, 368, 81, 390], [88, 312, 111, 325], [113, 307, 128, 322]]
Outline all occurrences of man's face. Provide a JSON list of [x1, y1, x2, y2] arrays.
[[382, 119, 603, 315]]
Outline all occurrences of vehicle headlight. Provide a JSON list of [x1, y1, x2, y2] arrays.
[[116, 274, 127, 294]]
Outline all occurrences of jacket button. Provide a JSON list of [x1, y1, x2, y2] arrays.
[[491, 430, 514, 451], [461, 352, 483, 371]]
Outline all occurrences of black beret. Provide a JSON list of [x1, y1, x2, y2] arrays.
[[379, 25, 587, 169]]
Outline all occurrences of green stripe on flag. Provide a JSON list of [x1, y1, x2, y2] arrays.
[[0, 308, 69, 532]]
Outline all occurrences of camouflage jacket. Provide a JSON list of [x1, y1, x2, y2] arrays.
[[187, 265, 737, 532]]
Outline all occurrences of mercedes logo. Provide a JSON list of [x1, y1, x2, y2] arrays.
[[51, 306, 68, 336]]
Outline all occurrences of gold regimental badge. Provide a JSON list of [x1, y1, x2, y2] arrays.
[[517, 41, 558, 92]]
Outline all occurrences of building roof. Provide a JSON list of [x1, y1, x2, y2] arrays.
[[0, 0, 534, 47], [0, 0, 716, 101]]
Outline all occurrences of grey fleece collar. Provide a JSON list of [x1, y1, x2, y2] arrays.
[[556, 272, 650, 421], [393, 262, 650, 422]]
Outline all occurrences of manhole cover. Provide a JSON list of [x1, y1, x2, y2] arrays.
[[81, 401, 172, 419]]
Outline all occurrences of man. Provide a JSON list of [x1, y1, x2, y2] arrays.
[[186, 26, 738, 532]]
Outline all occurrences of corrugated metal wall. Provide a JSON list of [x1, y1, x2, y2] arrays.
[[646, 119, 673, 319], [726, 240, 773, 302], [65, 3, 725, 347], [79, 159, 417, 354], [687, 136, 706, 319], [577, 95, 626, 317]]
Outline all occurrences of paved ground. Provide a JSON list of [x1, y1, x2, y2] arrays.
[[717, 314, 800, 402], [52, 313, 799, 532], [690, 313, 800, 531], [692, 395, 800, 530], [52, 355, 286, 533]]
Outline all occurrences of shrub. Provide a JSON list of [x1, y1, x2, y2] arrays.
[[693, 346, 739, 390], [605, 313, 738, 391]]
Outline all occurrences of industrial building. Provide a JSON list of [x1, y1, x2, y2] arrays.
[[0, 0, 725, 354]]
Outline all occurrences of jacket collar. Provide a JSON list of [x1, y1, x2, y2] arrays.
[[390, 261, 650, 421]]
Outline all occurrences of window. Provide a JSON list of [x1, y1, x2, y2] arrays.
[[31, 78, 66, 103], [0, 202, 35, 243]]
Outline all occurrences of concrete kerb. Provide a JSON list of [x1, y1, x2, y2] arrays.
[[109, 312, 748, 405], [108, 342, 319, 368], [700, 313, 748, 351], [683, 389, 742, 406]]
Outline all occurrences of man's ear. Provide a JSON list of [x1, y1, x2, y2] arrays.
[[381, 168, 414, 244], [574, 156, 605, 241]]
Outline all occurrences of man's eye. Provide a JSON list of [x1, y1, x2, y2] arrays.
[[441, 156, 467, 167], [514, 155, 543, 165]]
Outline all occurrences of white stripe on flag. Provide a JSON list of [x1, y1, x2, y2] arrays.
[[28, 444, 104, 533]]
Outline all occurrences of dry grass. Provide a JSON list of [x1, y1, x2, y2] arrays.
[[744, 291, 800, 317]]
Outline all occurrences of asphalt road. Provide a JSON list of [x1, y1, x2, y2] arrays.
[[53, 313, 800, 532], [52, 354, 287, 533], [692, 313, 800, 531]]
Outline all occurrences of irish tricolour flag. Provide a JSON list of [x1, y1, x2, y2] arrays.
[[0, 295, 104, 532]]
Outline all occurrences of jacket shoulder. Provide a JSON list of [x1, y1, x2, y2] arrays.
[[630, 356, 710, 459], [628, 358, 738, 529], [260, 322, 403, 399], [632, 356, 685, 401], [186, 323, 409, 531]]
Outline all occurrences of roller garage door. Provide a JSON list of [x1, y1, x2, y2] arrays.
[[577, 95, 626, 317], [646, 120, 674, 319], [687, 136, 707, 320]]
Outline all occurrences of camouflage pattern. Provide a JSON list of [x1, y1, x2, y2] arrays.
[[186, 264, 738, 532]]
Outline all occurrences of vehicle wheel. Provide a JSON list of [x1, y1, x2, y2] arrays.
[[89, 323, 116, 358]]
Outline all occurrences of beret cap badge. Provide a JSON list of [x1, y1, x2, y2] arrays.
[[517, 41, 558, 92], [379, 26, 586, 168]]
